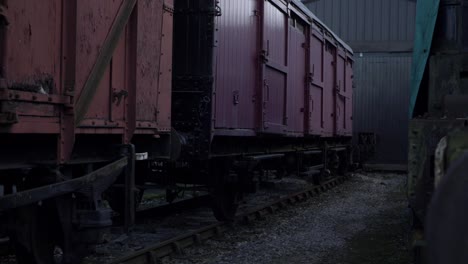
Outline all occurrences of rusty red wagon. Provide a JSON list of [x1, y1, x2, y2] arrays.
[[0, 0, 173, 262]]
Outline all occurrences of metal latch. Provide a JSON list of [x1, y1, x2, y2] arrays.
[[113, 90, 128, 106], [233, 91, 239, 105]]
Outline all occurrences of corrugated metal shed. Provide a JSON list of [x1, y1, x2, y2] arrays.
[[303, 0, 417, 52], [353, 53, 412, 164]]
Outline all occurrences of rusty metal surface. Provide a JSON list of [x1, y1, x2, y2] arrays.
[[135, 0, 162, 126], [74, 0, 138, 125], [156, 0, 174, 132], [1, 0, 171, 131], [75, 0, 125, 125], [1, 0, 62, 93], [0, 0, 172, 163], [134, 0, 173, 133]]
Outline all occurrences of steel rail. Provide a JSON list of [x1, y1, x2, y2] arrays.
[[109, 174, 351, 264], [135, 194, 211, 219]]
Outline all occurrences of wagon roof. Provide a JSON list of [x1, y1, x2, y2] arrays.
[[292, 0, 353, 55]]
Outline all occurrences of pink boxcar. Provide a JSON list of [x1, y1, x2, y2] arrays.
[[202, 0, 353, 138], [172, 0, 355, 222]]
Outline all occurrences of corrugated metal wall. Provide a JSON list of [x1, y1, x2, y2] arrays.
[[302, 0, 415, 164], [303, 0, 417, 52], [353, 53, 411, 164]]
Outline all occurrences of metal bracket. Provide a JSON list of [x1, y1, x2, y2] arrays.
[[122, 144, 136, 232], [163, 3, 174, 13]]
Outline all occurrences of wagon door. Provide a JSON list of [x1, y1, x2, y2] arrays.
[[75, 0, 132, 135], [214, 0, 258, 130], [286, 15, 307, 135], [322, 40, 336, 137], [308, 25, 324, 136], [261, 0, 288, 134], [334, 49, 347, 136], [344, 56, 353, 136]]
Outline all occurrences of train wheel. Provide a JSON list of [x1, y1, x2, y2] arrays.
[[338, 148, 352, 175], [212, 183, 240, 222], [14, 204, 66, 264], [210, 160, 240, 222]]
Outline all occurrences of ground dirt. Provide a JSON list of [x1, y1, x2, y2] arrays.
[[1, 172, 412, 264], [165, 172, 412, 264]]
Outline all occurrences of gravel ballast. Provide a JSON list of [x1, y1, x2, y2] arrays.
[[165, 173, 411, 264]]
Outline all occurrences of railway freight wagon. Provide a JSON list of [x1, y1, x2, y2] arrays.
[[0, 0, 173, 263], [172, 0, 354, 220], [0, 0, 355, 262]]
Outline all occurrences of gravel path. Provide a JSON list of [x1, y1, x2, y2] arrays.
[[0, 175, 319, 264], [164, 173, 412, 264]]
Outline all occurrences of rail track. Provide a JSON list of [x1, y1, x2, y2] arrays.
[[112, 194, 211, 224], [108, 174, 351, 264]]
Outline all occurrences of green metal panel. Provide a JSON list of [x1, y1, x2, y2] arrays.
[[409, 0, 440, 117]]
